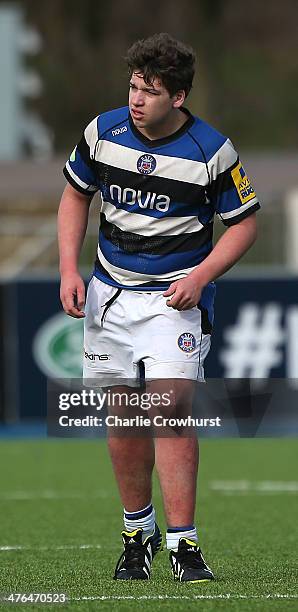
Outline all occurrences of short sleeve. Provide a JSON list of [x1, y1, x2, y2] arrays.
[[63, 116, 99, 196], [208, 139, 260, 226]]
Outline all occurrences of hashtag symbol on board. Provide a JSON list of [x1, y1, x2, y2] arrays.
[[219, 304, 285, 378]]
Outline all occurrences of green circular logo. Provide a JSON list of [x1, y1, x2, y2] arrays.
[[32, 312, 84, 378]]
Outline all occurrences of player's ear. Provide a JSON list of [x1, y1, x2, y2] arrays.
[[172, 90, 185, 109]]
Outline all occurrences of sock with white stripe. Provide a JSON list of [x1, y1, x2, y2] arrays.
[[166, 525, 198, 551], [123, 502, 156, 542]]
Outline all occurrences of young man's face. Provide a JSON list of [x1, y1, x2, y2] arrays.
[[129, 72, 183, 130]]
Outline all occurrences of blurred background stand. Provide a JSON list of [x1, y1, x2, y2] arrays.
[[0, 0, 297, 434]]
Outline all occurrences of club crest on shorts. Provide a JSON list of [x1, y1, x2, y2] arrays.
[[178, 332, 196, 353], [137, 154, 156, 175]]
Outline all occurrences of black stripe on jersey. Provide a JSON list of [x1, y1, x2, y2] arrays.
[[95, 162, 207, 207], [100, 213, 213, 255], [208, 157, 240, 199], [94, 257, 185, 289], [220, 202, 260, 227], [63, 166, 95, 196]]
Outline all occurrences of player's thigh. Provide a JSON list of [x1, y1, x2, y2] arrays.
[[141, 296, 211, 381], [83, 276, 136, 380], [146, 377, 195, 416]]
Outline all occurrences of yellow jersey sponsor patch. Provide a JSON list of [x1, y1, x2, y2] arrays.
[[231, 162, 256, 204]]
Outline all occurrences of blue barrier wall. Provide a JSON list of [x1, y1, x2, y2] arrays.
[[1, 276, 297, 419]]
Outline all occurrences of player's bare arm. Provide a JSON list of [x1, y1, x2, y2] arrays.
[[164, 213, 257, 310], [58, 183, 92, 318]]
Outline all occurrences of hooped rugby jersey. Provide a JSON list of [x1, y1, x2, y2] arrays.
[[63, 106, 260, 323]]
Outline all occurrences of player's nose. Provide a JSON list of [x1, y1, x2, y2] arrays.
[[133, 90, 145, 106]]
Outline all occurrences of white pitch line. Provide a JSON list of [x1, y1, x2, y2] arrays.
[[210, 480, 298, 493], [0, 490, 108, 501], [0, 544, 101, 552], [0, 593, 297, 604], [0, 594, 297, 604], [71, 594, 297, 602]]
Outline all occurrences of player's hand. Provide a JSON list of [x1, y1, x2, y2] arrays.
[[60, 271, 85, 318], [163, 276, 203, 311]]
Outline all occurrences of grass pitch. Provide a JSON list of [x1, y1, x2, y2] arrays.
[[0, 438, 297, 611]]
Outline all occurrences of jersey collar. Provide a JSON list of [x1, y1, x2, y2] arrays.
[[128, 107, 194, 148]]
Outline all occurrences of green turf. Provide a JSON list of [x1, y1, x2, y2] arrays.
[[0, 439, 297, 611]]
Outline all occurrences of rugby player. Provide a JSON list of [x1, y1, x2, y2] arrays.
[[58, 33, 259, 582]]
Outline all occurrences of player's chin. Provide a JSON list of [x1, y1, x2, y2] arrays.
[[132, 118, 146, 128]]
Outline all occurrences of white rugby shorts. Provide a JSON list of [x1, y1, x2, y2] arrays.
[[83, 276, 211, 382]]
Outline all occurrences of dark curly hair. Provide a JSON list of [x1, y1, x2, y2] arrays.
[[126, 33, 196, 98]]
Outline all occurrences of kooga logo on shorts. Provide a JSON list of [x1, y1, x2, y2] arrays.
[[110, 184, 170, 212], [84, 351, 111, 361]]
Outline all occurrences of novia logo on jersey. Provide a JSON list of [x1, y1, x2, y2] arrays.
[[137, 154, 156, 175], [110, 184, 170, 212]]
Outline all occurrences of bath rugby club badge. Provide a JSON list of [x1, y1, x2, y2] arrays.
[[137, 154, 156, 175], [178, 333, 196, 353]]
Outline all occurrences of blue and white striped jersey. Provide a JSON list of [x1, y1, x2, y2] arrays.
[[63, 106, 259, 302]]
